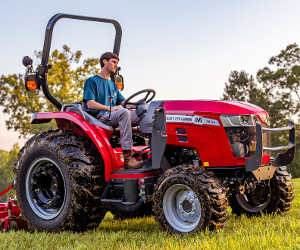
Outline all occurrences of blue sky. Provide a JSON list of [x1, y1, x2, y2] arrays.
[[1, 0, 300, 150]]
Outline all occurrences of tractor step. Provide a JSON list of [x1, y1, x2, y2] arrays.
[[110, 167, 160, 179], [101, 170, 160, 203]]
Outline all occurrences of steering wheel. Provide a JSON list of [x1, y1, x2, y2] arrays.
[[123, 89, 156, 109]]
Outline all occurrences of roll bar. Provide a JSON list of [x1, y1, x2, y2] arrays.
[[37, 13, 122, 110]]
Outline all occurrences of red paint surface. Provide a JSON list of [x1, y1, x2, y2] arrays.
[[110, 171, 160, 179], [163, 100, 270, 167], [33, 112, 116, 181], [32, 99, 271, 181], [0, 186, 12, 197], [0, 202, 21, 220], [163, 100, 268, 116]]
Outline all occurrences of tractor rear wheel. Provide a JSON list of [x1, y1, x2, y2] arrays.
[[109, 201, 153, 219], [229, 166, 294, 216], [13, 130, 106, 232], [153, 165, 228, 234]]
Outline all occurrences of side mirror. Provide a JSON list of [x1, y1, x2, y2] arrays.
[[22, 56, 40, 91], [115, 75, 124, 91], [22, 56, 33, 68]]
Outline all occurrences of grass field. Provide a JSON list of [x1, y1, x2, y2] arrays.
[[0, 178, 299, 250]]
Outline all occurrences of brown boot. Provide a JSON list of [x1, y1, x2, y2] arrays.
[[123, 150, 142, 169]]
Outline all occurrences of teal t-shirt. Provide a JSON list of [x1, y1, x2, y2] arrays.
[[83, 75, 126, 114]]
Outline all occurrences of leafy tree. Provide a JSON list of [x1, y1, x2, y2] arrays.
[[258, 43, 300, 102], [223, 44, 300, 177], [0, 144, 19, 202], [257, 43, 300, 126], [223, 70, 296, 128], [223, 70, 266, 107], [0, 46, 101, 197], [0, 45, 100, 137]]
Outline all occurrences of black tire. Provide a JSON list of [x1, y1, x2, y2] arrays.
[[229, 166, 295, 216], [13, 130, 106, 232], [109, 201, 153, 219], [153, 165, 228, 234]]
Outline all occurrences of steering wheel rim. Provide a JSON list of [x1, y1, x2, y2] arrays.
[[123, 89, 156, 108]]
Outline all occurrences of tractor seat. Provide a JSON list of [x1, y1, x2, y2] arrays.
[[82, 101, 102, 119], [61, 102, 113, 131], [82, 102, 142, 132], [62, 102, 139, 132]]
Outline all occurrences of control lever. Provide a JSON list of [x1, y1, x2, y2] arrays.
[[108, 95, 114, 120]]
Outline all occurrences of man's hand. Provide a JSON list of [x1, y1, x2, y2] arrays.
[[111, 106, 123, 111], [121, 100, 136, 108]]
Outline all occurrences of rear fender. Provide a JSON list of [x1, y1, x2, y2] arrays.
[[31, 112, 116, 181]]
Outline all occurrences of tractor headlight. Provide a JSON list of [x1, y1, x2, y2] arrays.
[[220, 115, 261, 127], [221, 114, 270, 158]]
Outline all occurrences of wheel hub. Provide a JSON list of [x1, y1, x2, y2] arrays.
[[182, 200, 192, 212], [31, 166, 63, 210], [26, 158, 66, 220], [177, 191, 197, 218], [163, 184, 202, 233]]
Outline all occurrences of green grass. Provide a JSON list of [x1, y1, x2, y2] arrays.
[[1, 178, 299, 250]]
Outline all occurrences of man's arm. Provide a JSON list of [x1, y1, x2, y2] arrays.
[[87, 100, 123, 111]]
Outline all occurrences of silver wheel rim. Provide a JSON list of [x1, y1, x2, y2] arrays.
[[163, 184, 201, 233], [25, 157, 66, 220]]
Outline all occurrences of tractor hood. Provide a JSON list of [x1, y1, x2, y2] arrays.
[[163, 100, 268, 117]]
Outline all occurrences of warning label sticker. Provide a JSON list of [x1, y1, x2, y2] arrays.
[[166, 115, 220, 126]]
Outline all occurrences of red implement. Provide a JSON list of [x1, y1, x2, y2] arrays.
[[0, 187, 28, 232]]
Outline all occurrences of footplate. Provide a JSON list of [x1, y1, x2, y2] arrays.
[[101, 170, 159, 203]]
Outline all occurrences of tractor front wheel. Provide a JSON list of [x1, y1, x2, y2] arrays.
[[229, 166, 294, 216], [153, 165, 228, 234]]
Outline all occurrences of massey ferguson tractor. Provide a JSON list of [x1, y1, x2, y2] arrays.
[[4, 14, 295, 234]]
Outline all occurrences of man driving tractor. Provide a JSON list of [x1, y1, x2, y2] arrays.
[[83, 52, 142, 169]]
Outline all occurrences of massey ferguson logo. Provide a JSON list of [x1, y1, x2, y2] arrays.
[[195, 117, 203, 124], [166, 115, 220, 126]]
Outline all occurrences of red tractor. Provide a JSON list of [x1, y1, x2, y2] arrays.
[[12, 14, 295, 234]]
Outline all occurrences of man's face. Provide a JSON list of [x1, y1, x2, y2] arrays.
[[104, 58, 119, 73]]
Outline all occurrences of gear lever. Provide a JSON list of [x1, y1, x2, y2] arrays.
[[102, 95, 114, 126], [108, 95, 114, 119]]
